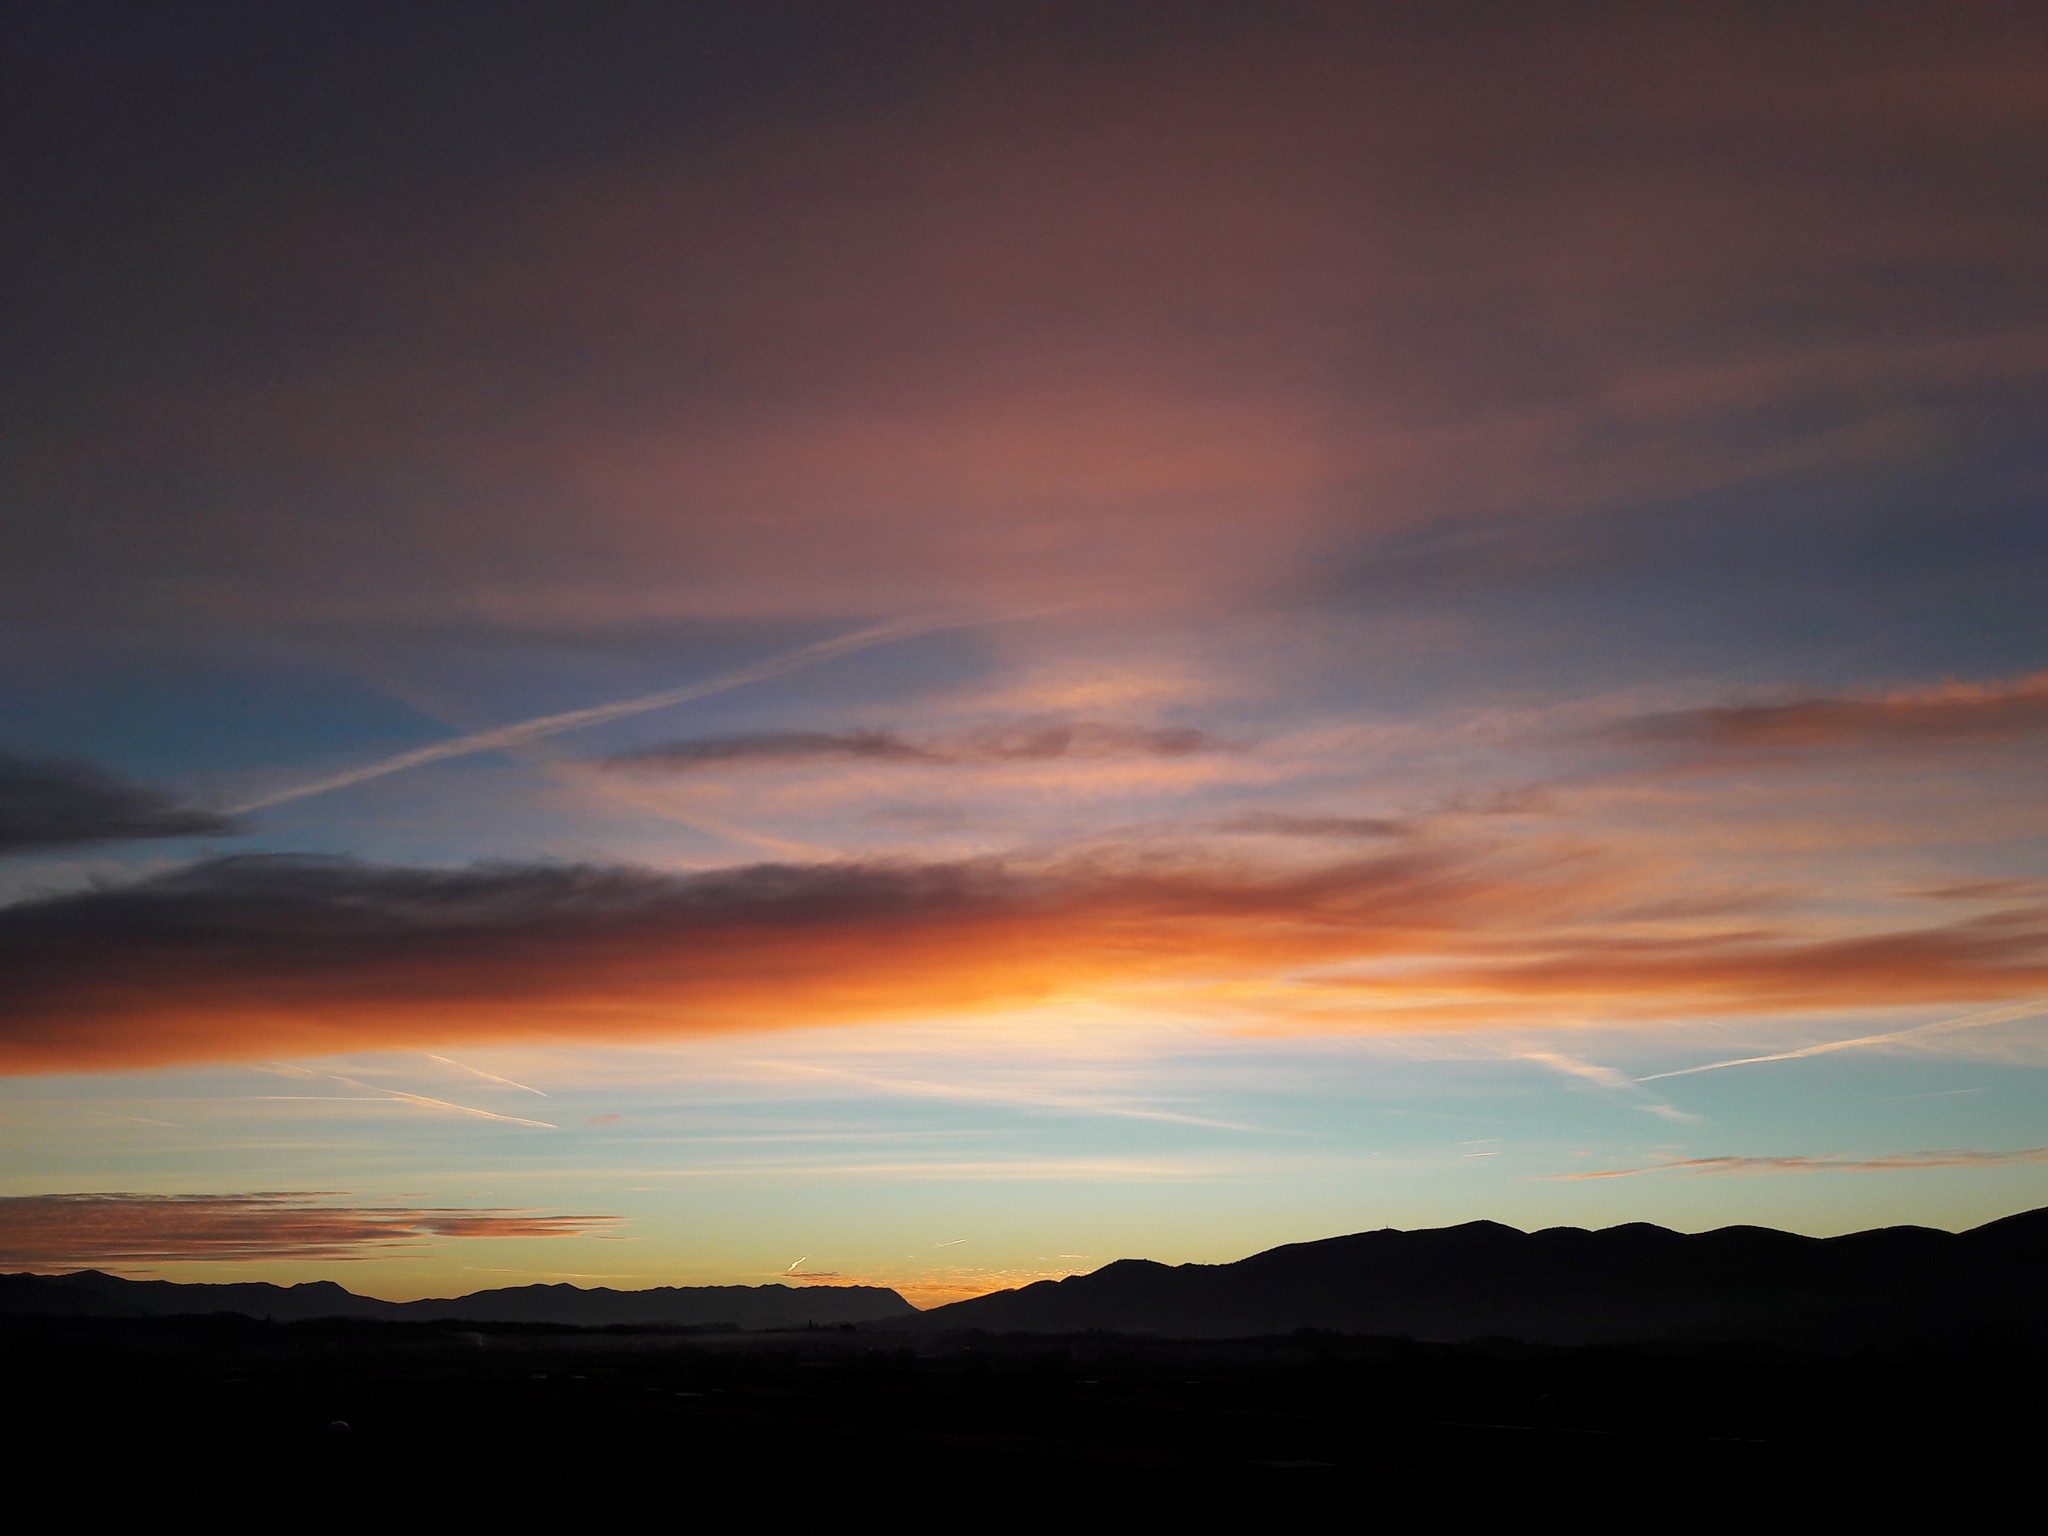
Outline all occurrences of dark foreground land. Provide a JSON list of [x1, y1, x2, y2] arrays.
[[6, 1314, 2038, 1525]]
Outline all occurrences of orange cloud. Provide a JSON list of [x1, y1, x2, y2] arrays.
[[0, 1192, 620, 1267], [0, 848, 1551, 1074], [5, 847, 2047, 1073]]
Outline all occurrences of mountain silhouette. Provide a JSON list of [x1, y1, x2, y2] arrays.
[[11, 1209, 2044, 1347], [906, 1207, 2048, 1347], [0, 1268, 913, 1328]]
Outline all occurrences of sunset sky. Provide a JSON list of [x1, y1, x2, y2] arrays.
[[4, 1, 2046, 1305]]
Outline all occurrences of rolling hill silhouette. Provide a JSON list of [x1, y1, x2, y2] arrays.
[[0, 1269, 913, 1328], [907, 1208, 2048, 1347]]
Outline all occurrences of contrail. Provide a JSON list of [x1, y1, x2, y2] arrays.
[[262, 1062, 559, 1129], [372, 1085, 561, 1130], [1638, 998, 2048, 1083], [425, 1053, 551, 1098], [228, 616, 949, 814], [739, 1058, 1266, 1133]]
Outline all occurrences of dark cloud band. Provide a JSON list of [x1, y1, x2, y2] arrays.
[[597, 722, 1221, 771], [0, 755, 234, 855]]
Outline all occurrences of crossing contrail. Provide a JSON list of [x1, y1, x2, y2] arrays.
[[228, 616, 949, 814], [262, 1062, 559, 1129], [425, 1053, 550, 1098]]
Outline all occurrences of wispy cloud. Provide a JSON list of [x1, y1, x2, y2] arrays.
[[0, 1191, 619, 1266]]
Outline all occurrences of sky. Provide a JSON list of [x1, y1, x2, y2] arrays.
[[3, 1, 2046, 1306]]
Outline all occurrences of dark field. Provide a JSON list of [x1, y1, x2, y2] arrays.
[[6, 1315, 2037, 1525]]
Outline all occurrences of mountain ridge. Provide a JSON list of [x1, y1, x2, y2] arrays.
[[901, 1207, 2048, 1347], [0, 1267, 915, 1328], [9, 1208, 2045, 1345]]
